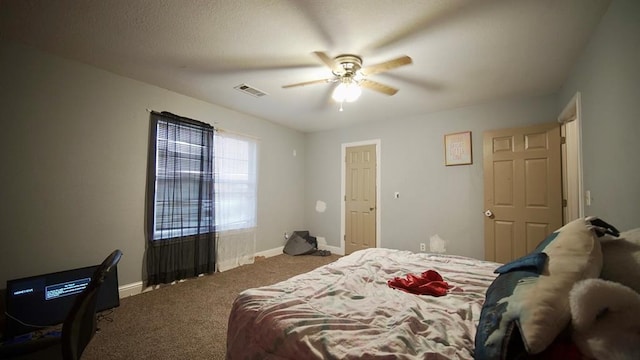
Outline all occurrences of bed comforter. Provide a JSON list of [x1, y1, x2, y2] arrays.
[[226, 248, 500, 359]]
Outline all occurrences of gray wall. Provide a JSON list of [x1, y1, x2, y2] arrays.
[[304, 0, 640, 260], [1, 0, 637, 288], [0, 40, 306, 287], [559, 0, 640, 231], [304, 95, 559, 260]]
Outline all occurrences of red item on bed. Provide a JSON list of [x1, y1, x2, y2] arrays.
[[388, 269, 452, 296]]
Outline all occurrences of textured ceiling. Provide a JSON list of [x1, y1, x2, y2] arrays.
[[0, 0, 611, 132]]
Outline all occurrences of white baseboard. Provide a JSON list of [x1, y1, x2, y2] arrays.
[[118, 281, 148, 298], [258, 244, 344, 257], [321, 244, 344, 256], [118, 244, 341, 298], [255, 246, 284, 258]]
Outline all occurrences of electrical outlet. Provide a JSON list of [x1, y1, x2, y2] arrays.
[[419, 243, 426, 252]]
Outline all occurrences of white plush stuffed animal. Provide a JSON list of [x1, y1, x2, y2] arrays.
[[569, 278, 640, 360], [600, 228, 640, 293]]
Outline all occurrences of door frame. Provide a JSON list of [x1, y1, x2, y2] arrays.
[[557, 91, 585, 222], [341, 139, 381, 254]]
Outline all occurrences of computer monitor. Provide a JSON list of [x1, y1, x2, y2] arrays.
[[3, 263, 120, 339]]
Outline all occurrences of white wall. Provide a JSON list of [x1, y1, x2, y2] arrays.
[[0, 40, 306, 286], [304, 95, 558, 260], [558, 0, 640, 231]]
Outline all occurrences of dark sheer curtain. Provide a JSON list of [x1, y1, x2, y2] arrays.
[[145, 111, 216, 286]]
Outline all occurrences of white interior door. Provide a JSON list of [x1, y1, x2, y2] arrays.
[[345, 144, 377, 255], [483, 122, 563, 263]]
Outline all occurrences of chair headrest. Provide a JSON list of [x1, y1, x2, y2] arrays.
[[94, 249, 123, 284]]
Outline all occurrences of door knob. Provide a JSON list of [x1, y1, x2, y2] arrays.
[[484, 210, 493, 217]]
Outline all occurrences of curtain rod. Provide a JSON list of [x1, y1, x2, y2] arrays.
[[146, 108, 260, 140], [146, 108, 218, 127], [215, 128, 261, 141]]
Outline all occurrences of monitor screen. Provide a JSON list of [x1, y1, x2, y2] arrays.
[[3, 264, 119, 339]]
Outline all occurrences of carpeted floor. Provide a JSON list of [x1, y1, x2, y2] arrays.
[[80, 253, 339, 360]]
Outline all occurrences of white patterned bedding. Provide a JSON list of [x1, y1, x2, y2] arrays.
[[226, 248, 500, 360]]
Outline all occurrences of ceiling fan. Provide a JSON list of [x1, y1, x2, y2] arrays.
[[282, 51, 412, 105]]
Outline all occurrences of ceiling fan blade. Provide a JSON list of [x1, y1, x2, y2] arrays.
[[360, 55, 412, 76], [359, 79, 399, 96], [282, 78, 334, 88], [313, 51, 345, 75]]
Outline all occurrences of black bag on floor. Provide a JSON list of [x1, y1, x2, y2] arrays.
[[283, 231, 317, 256]]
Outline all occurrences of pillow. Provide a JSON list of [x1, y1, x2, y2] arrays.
[[600, 228, 640, 293], [475, 217, 617, 359]]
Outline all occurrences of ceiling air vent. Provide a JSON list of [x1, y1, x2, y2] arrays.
[[234, 83, 268, 98]]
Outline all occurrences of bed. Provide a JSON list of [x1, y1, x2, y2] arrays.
[[226, 247, 500, 359]]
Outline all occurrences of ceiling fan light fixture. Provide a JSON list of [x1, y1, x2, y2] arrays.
[[282, 52, 411, 104], [332, 80, 362, 103]]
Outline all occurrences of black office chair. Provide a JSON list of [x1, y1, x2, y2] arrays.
[[0, 249, 123, 360]]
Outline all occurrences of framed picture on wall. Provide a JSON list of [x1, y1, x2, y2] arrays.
[[444, 131, 472, 166]]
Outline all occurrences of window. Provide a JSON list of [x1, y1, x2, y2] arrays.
[[145, 112, 258, 283], [214, 131, 258, 232], [146, 111, 216, 285], [152, 117, 214, 240]]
